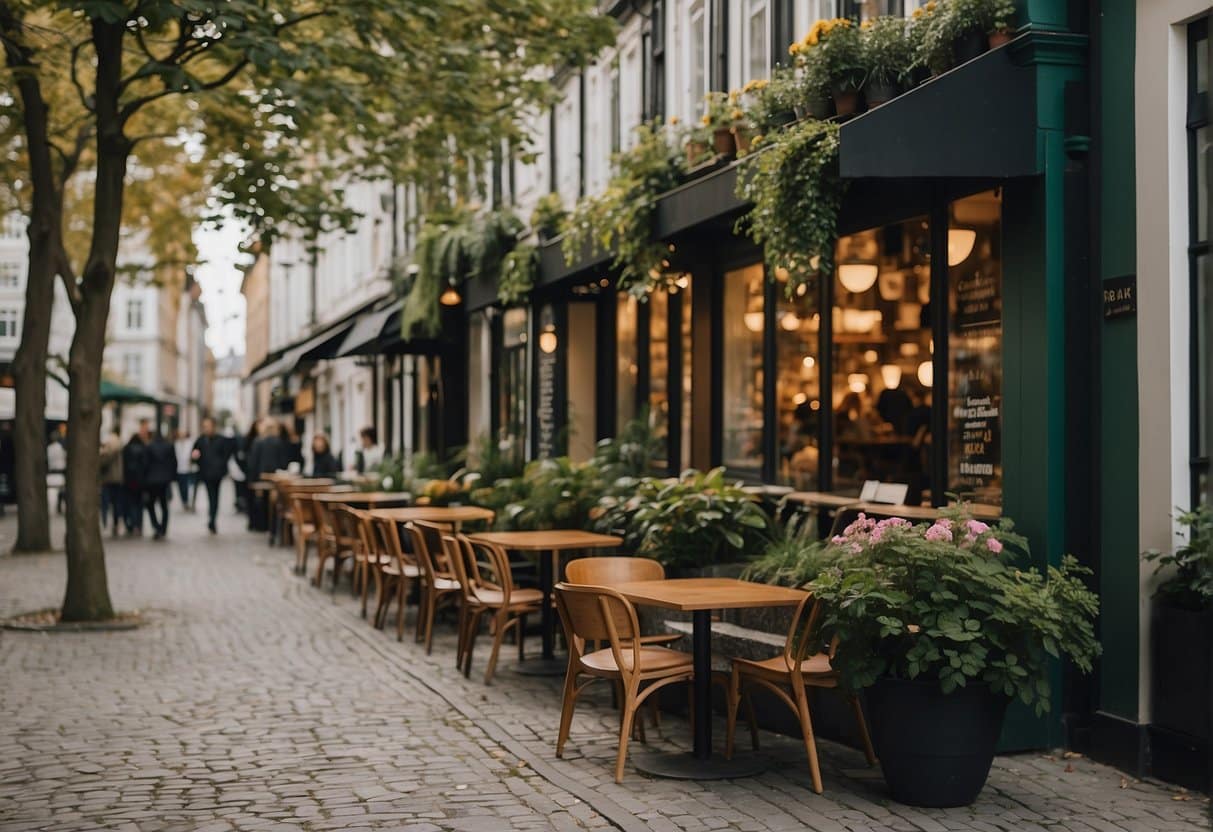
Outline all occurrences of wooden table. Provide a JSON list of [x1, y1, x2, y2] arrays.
[[312, 491, 412, 507], [469, 530, 623, 676], [844, 500, 1001, 521], [614, 577, 807, 779], [785, 491, 861, 510], [369, 505, 495, 530]]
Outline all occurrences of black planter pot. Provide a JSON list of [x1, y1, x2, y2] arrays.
[[1152, 602, 1211, 741], [864, 80, 900, 107], [954, 28, 988, 63], [866, 677, 1009, 807]]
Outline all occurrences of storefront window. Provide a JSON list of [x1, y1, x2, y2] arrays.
[[468, 312, 491, 444], [723, 264, 765, 475], [947, 190, 1003, 507], [776, 273, 821, 489], [678, 276, 694, 470], [649, 289, 671, 468], [831, 217, 932, 499], [1190, 18, 1211, 506], [617, 294, 639, 431], [500, 307, 529, 457]]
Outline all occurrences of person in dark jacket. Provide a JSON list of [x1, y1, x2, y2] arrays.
[[191, 416, 231, 534], [143, 430, 177, 540], [122, 420, 152, 536], [309, 433, 340, 477], [249, 420, 291, 480]]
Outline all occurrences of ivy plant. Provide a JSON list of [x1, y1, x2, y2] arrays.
[[735, 119, 846, 296], [499, 243, 538, 305]]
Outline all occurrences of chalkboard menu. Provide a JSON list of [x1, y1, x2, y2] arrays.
[[954, 269, 1001, 330], [534, 304, 558, 459]]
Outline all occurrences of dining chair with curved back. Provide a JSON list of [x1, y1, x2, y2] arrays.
[[406, 521, 463, 653], [369, 514, 421, 637], [288, 493, 319, 575], [564, 557, 683, 652], [554, 582, 695, 783], [724, 592, 877, 794], [448, 534, 542, 684], [347, 508, 385, 619], [321, 504, 362, 595]]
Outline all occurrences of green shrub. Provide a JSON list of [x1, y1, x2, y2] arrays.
[[1144, 504, 1213, 611]]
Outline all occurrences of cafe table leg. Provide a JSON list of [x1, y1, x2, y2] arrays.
[[692, 609, 712, 759], [515, 549, 565, 677]]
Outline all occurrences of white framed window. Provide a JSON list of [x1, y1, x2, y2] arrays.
[[743, 0, 771, 83], [0, 261, 21, 288], [0, 215, 24, 240], [122, 352, 142, 387], [0, 308, 18, 340], [684, 0, 710, 120], [126, 298, 144, 331]]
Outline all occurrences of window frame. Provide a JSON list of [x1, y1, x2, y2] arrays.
[[1188, 16, 1211, 507], [0, 307, 18, 340]]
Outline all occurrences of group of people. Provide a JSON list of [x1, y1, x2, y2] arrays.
[[98, 416, 233, 539]]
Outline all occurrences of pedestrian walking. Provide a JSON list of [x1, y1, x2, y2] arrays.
[[192, 416, 231, 534], [144, 430, 176, 540], [46, 425, 67, 515], [99, 426, 125, 537], [355, 426, 383, 473], [248, 419, 290, 482], [173, 429, 195, 511], [122, 420, 151, 536], [310, 433, 340, 477]]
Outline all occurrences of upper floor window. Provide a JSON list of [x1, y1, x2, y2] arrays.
[[122, 352, 143, 387], [742, 0, 771, 82], [0, 215, 24, 240], [126, 298, 144, 331], [0, 308, 18, 340], [1189, 16, 1211, 506], [0, 261, 21, 288], [683, 0, 710, 119]]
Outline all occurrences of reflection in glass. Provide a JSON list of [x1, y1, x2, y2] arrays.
[[723, 264, 765, 475], [679, 276, 694, 470], [776, 273, 820, 489], [649, 289, 671, 468], [1199, 254, 1211, 504], [832, 218, 932, 499], [500, 307, 529, 455], [617, 294, 638, 431], [947, 190, 1003, 507]]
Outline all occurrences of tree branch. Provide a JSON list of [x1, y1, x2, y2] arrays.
[[69, 38, 94, 112], [119, 58, 248, 124], [56, 242, 82, 314]]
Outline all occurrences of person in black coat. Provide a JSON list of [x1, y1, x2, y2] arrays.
[[309, 433, 340, 477], [122, 420, 151, 535], [143, 430, 177, 540], [192, 416, 231, 534], [248, 420, 291, 482]]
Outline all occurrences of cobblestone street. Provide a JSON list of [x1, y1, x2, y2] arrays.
[[1, 492, 1209, 832]]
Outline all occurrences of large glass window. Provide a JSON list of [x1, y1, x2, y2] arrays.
[[1190, 18, 1211, 506], [468, 312, 491, 444], [686, 0, 708, 120], [832, 217, 932, 499], [723, 264, 765, 475], [649, 289, 671, 468], [678, 276, 694, 469], [743, 0, 770, 82], [776, 274, 821, 489], [617, 294, 639, 431], [500, 307, 529, 456], [947, 190, 1003, 507]]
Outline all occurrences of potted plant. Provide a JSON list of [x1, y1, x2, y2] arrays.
[[949, 0, 991, 63], [744, 72, 798, 134], [702, 91, 740, 157], [1144, 505, 1212, 744], [912, 0, 956, 78], [987, 0, 1017, 47], [807, 510, 1101, 807], [530, 192, 566, 243], [806, 17, 866, 117], [861, 16, 912, 107], [789, 32, 834, 119]]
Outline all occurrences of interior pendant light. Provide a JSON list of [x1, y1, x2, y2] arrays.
[[917, 360, 934, 387], [947, 229, 977, 266], [538, 326, 558, 354], [880, 364, 903, 389], [439, 278, 462, 306], [837, 263, 879, 294], [847, 373, 869, 393], [780, 312, 801, 331], [744, 311, 764, 333]]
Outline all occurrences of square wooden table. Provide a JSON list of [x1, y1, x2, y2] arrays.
[[613, 577, 808, 779], [468, 530, 623, 676], [312, 491, 412, 508], [368, 505, 496, 530]]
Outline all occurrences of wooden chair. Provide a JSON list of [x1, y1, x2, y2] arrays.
[[405, 521, 463, 652], [554, 582, 695, 783], [564, 557, 683, 648], [288, 493, 319, 575], [369, 515, 421, 637], [724, 593, 877, 794], [348, 508, 386, 618], [446, 534, 543, 684], [322, 505, 362, 595]]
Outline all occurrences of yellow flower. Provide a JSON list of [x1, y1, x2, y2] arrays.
[[701, 114, 711, 126], [668, 115, 680, 125], [861, 19, 872, 29], [926, 0, 937, 10], [730, 108, 744, 120]]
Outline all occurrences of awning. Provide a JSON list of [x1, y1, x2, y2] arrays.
[[245, 350, 292, 385], [100, 379, 160, 404], [335, 299, 404, 357], [243, 297, 387, 384]]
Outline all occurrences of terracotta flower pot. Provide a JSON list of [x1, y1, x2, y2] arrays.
[[831, 89, 861, 118], [713, 127, 736, 157], [864, 79, 900, 108], [685, 140, 709, 167], [732, 126, 753, 154], [988, 30, 1013, 49], [795, 95, 831, 121]]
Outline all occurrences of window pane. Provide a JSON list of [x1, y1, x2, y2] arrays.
[[690, 2, 706, 116], [468, 312, 490, 443], [947, 190, 1004, 507], [832, 217, 932, 500], [617, 294, 638, 430], [747, 1, 769, 81], [776, 274, 821, 489], [1197, 254, 1210, 468], [722, 264, 765, 475], [1198, 126, 1209, 242], [649, 289, 671, 469], [500, 308, 528, 452], [679, 276, 694, 469]]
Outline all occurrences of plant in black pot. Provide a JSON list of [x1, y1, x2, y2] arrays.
[[529, 193, 566, 244], [807, 509, 1101, 807], [1144, 504, 1212, 745], [860, 16, 912, 107]]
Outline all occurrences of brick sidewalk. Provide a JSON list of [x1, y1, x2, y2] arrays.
[[1, 489, 1209, 832]]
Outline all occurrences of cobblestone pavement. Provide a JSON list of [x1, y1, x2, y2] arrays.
[[1, 489, 1209, 832]]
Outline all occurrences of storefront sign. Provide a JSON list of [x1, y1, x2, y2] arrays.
[[294, 386, 315, 416], [535, 342, 557, 459], [1102, 274, 1136, 319], [955, 394, 1000, 486], [954, 269, 1001, 330]]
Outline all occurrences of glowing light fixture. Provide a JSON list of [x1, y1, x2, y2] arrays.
[[744, 311, 764, 333], [439, 280, 462, 306], [880, 364, 903, 389], [838, 263, 879, 294], [917, 360, 934, 387], [802, 355, 815, 369], [863, 349, 878, 363], [847, 373, 869, 393], [774, 266, 791, 282], [795, 282, 807, 297], [539, 327, 558, 354], [676, 275, 690, 289], [948, 229, 977, 266], [780, 313, 801, 331], [900, 342, 920, 357], [793, 392, 808, 405]]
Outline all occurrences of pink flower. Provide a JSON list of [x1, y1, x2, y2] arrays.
[[986, 538, 1003, 553], [831, 535, 846, 545], [842, 513, 876, 538], [925, 522, 953, 543], [966, 519, 990, 536]]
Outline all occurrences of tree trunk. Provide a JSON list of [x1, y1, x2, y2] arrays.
[[60, 18, 128, 622]]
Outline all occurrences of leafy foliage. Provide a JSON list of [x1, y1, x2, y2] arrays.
[[861, 17, 914, 89], [806, 510, 1101, 714], [498, 243, 538, 306], [471, 456, 605, 531], [591, 468, 773, 569], [735, 119, 845, 295], [1144, 504, 1213, 611], [790, 18, 865, 93], [741, 511, 838, 587], [591, 409, 666, 482], [529, 192, 566, 237], [562, 122, 684, 297]]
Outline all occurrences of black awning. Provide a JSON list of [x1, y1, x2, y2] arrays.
[[839, 34, 1047, 179], [335, 300, 403, 357]]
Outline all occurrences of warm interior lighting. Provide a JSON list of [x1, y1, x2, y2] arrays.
[[538, 327, 558, 354], [881, 364, 903, 389], [802, 355, 815, 369], [900, 342, 919, 357], [439, 282, 462, 306], [809, 399, 820, 411], [847, 373, 869, 393], [774, 266, 790, 282], [840, 308, 883, 333], [878, 270, 904, 301], [838, 263, 879, 294], [780, 313, 801, 331], [795, 282, 807, 297], [793, 392, 808, 405], [863, 349, 878, 363], [948, 228, 977, 266], [676, 275, 690, 289], [917, 360, 934, 387], [744, 311, 764, 333]]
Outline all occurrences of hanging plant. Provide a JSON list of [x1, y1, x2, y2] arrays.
[[734, 119, 845, 296], [400, 209, 524, 338], [498, 243, 538, 305], [562, 121, 684, 298]]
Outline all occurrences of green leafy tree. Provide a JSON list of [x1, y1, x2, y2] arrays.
[[0, 0, 612, 620]]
